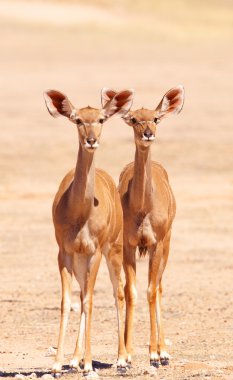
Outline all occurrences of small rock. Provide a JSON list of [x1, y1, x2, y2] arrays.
[[41, 375, 54, 380], [165, 338, 172, 346], [209, 355, 216, 359], [15, 375, 25, 380], [45, 347, 57, 357], [28, 373, 37, 379], [143, 366, 156, 375]]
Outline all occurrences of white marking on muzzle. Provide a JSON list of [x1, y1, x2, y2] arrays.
[[84, 141, 99, 149], [142, 135, 155, 141]]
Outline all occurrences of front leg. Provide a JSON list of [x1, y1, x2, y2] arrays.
[[147, 242, 164, 367], [105, 242, 127, 370], [53, 251, 73, 374], [123, 243, 137, 364], [73, 251, 102, 375], [69, 291, 85, 370]]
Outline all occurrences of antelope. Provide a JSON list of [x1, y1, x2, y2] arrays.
[[43, 88, 134, 376], [117, 86, 185, 366]]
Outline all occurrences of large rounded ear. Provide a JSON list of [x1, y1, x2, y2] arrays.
[[103, 89, 134, 118], [43, 90, 75, 118], [101, 88, 117, 107], [155, 85, 185, 119]]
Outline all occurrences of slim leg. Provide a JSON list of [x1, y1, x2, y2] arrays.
[[147, 241, 164, 367], [123, 244, 137, 363], [156, 230, 172, 365], [70, 291, 85, 369], [156, 282, 170, 365], [52, 251, 73, 374], [73, 251, 102, 374], [105, 242, 127, 368]]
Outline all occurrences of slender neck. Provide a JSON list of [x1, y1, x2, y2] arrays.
[[130, 144, 154, 212], [69, 142, 95, 219]]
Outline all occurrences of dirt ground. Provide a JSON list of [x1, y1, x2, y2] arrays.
[[0, 1, 233, 379]]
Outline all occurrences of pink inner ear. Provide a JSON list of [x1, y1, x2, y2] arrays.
[[114, 91, 134, 107], [163, 87, 184, 114], [101, 88, 117, 107], [103, 89, 134, 117], [44, 90, 74, 118], [105, 90, 117, 99], [47, 91, 66, 111], [166, 88, 181, 100]]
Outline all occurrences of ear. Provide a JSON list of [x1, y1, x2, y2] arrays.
[[101, 88, 117, 107], [103, 89, 134, 118], [155, 85, 185, 119], [43, 90, 75, 118]]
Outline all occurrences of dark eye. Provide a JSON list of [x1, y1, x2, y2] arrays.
[[76, 118, 82, 125], [99, 118, 104, 124], [154, 117, 160, 124], [131, 117, 137, 124]]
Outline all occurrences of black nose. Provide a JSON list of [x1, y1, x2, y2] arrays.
[[143, 130, 153, 139], [87, 137, 97, 146]]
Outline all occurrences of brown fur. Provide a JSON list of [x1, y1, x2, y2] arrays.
[[118, 86, 184, 364], [44, 89, 134, 374]]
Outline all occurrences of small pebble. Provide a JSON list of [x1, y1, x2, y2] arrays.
[[45, 347, 57, 357], [41, 375, 55, 380], [28, 373, 37, 379]]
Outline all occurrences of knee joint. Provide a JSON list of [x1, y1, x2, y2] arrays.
[[125, 284, 137, 306], [83, 296, 92, 314], [147, 286, 157, 304]]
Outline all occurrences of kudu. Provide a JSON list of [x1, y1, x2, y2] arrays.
[[43, 88, 134, 375], [115, 86, 184, 366]]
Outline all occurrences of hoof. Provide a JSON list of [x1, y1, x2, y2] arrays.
[[150, 359, 160, 368], [52, 362, 62, 377], [150, 352, 160, 368], [160, 351, 170, 366], [53, 373, 61, 378], [83, 370, 99, 378], [160, 358, 169, 366], [126, 362, 132, 369], [117, 366, 127, 374], [116, 357, 128, 370], [69, 358, 81, 371]]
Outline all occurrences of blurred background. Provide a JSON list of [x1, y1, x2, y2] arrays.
[[0, 0, 232, 378]]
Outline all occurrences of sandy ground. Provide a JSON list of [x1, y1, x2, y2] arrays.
[[0, 1, 233, 379]]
